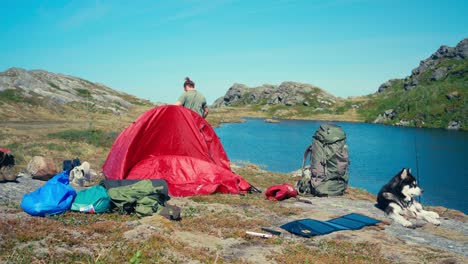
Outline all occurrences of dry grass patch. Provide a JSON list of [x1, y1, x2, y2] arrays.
[[102, 233, 223, 263], [189, 193, 302, 217], [273, 240, 390, 264], [0, 210, 137, 263], [426, 206, 467, 222], [232, 165, 294, 189], [344, 187, 376, 202], [178, 210, 268, 239]]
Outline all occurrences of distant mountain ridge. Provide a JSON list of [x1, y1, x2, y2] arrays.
[[212, 38, 467, 130], [0, 67, 150, 121]]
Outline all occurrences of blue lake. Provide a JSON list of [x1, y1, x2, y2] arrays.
[[215, 118, 468, 213]]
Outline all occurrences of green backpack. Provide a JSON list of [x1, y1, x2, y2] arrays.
[[296, 123, 350, 196], [107, 180, 170, 218], [71, 185, 111, 213]]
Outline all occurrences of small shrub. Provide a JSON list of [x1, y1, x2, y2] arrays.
[[75, 88, 92, 97], [0, 89, 24, 102]]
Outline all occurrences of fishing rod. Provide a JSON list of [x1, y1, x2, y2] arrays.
[[414, 136, 421, 203]]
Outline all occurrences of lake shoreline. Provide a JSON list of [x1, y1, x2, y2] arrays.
[[208, 107, 467, 131]]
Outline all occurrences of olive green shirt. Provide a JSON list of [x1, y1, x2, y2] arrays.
[[178, 90, 207, 117]]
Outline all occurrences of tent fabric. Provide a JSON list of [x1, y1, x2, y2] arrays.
[[102, 105, 251, 196], [280, 213, 380, 237], [20, 171, 76, 216]]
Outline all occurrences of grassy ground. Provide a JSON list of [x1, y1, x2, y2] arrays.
[[1, 105, 467, 263]]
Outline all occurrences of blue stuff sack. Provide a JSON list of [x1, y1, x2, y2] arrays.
[[21, 171, 77, 216]]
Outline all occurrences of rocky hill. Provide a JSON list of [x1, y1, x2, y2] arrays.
[[0, 67, 150, 121], [378, 38, 468, 93], [361, 38, 467, 130], [213, 82, 337, 108]]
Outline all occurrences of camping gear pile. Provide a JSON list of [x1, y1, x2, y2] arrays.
[[20, 167, 179, 220]]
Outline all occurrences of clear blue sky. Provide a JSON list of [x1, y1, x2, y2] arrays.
[[1, 0, 467, 103]]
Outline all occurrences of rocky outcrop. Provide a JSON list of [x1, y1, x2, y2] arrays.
[[373, 109, 396, 124], [447, 121, 461, 130], [212, 81, 336, 108], [377, 38, 468, 92], [377, 79, 400, 93], [0, 67, 148, 114]]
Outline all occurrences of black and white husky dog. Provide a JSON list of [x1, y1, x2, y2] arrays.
[[377, 168, 440, 228]]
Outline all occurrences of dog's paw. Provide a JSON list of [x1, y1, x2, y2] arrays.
[[400, 220, 413, 228], [428, 218, 441, 226], [428, 211, 440, 219]]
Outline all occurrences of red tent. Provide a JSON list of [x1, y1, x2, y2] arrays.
[[102, 105, 251, 196]]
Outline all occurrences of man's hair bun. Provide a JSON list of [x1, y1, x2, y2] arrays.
[[184, 77, 195, 87]]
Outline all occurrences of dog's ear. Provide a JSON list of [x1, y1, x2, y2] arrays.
[[408, 168, 412, 174], [400, 168, 408, 179]]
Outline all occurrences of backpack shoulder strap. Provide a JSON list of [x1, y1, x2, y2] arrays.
[[301, 145, 312, 176]]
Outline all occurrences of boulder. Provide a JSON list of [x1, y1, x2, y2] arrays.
[[447, 121, 461, 130], [374, 109, 397, 124], [260, 106, 269, 112], [377, 79, 399, 93], [27, 156, 58, 181], [373, 115, 385, 124], [384, 109, 396, 119], [267, 94, 283, 104], [431, 67, 448, 81], [404, 78, 419, 90], [284, 100, 295, 106]]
